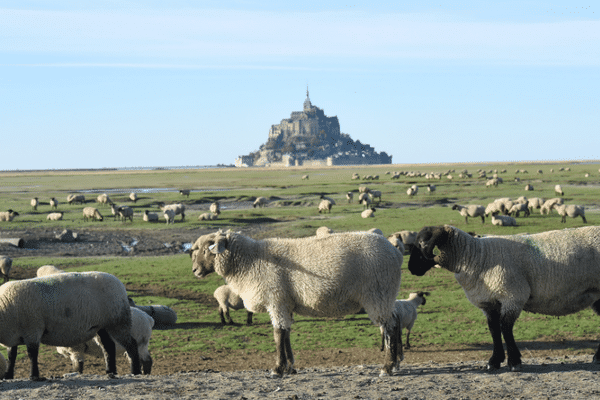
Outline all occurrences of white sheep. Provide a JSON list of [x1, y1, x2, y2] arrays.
[[0, 271, 141, 380], [163, 209, 176, 224], [427, 184, 436, 193], [0, 255, 11, 283], [67, 194, 85, 205], [407, 186, 418, 196], [555, 184, 564, 196], [253, 197, 269, 208], [540, 198, 564, 215], [82, 207, 103, 222], [315, 226, 334, 238], [0, 210, 19, 222], [118, 205, 134, 223], [46, 212, 64, 221], [143, 210, 159, 222], [361, 207, 376, 218], [214, 285, 253, 325], [408, 224, 600, 371], [369, 190, 382, 202], [380, 292, 429, 350], [318, 199, 333, 214], [96, 193, 112, 206], [452, 204, 485, 224], [358, 186, 370, 194], [190, 230, 404, 376], [210, 202, 221, 215], [491, 212, 517, 226], [389, 230, 417, 254], [554, 204, 587, 224], [508, 201, 530, 217], [302, 174, 309, 180], [198, 212, 218, 221], [30, 197, 38, 211], [527, 197, 545, 213], [485, 201, 506, 217], [158, 202, 185, 221], [49, 197, 58, 209], [387, 236, 405, 255], [524, 184, 534, 191], [129, 192, 138, 203], [346, 191, 354, 203]]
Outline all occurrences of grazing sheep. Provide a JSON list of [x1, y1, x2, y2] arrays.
[[110, 203, 120, 221], [351, 173, 361, 180], [82, 207, 103, 222], [0, 255, 11, 283], [198, 212, 218, 221], [358, 192, 369, 204], [143, 210, 159, 222], [0, 271, 141, 380], [369, 190, 382, 202], [408, 224, 600, 371], [190, 230, 403, 376], [30, 197, 38, 211], [252, 197, 269, 208], [96, 193, 112, 206], [427, 184, 436, 193], [210, 202, 221, 215], [485, 201, 507, 217], [163, 209, 175, 224], [49, 198, 58, 209], [318, 199, 333, 214], [129, 192, 138, 203], [491, 212, 517, 226], [346, 192, 354, 203], [524, 184, 534, 191], [361, 207, 376, 218], [320, 195, 337, 205], [118, 206, 134, 223], [555, 185, 564, 196], [214, 285, 253, 325], [358, 186, 370, 194], [46, 212, 64, 221], [158, 203, 185, 221], [540, 198, 564, 215], [407, 186, 418, 196], [128, 298, 178, 327], [302, 175, 309, 180], [0, 210, 19, 222], [316, 226, 334, 237], [508, 201, 530, 217], [452, 204, 485, 224], [380, 292, 429, 350], [67, 194, 86, 205], [555, 204, 587, 224], [527, 197, 545, 213], [179, 189, 191, 197]]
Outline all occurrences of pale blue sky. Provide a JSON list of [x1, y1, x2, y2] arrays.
[[1, 1, 598, 170]]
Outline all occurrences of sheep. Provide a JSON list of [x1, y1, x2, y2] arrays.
[[118, 206, 134, 223], [163, 209, 175, 224], [316, 226, 334, 237], [387, 235, 405, 255], [128, 298, 178, 327], [320, 195, 337, 205], [49, 197, 58, 209], [346, 192, 354, 203], [210, 202, 221, 215], [491, 212, 517, 226], [358, 192, 370, 205], [0, 271, 141, 380], [253, 197, 269, 208], [540, 198, 564, 215], [527, 197, 545, 213], [198, 212, 218, 221], [82, 207, 103, 222], [0, 255, 11, 283], [129, 192, 138, 203], [30, 197, 38, 211], [485, 201, 507, 217], [358, 186, 370, 194], [318, 199, 333, 214], [369, 190, 382, 202], [143, 210, 159, 222], [301, 175, 309, 180], [179, 189, 191, 197], [555, 204, 587, 223], [361, 207, 376, 218], [96, 193, 112, 206], [389, 230, 417, 254], [508, 201, 530, 217], [407, 186, 418, 196], [524, 184, 534, 191], [158, 202, 185, 221], [110, 203, 120, 221], [190, 230, 404, 376], [351, 173, 360, 180], [408, 224, 600, 372], [214, 285, 253, 325], [368, 228, 384, 236], [67, 194, 85, 205], [555, 184, 564, 196], [380, 292, 429, 350], [0, 210, 19, 222], [427, 184, 436, 193], [46, 212, 64, 221], [452, 204, 485, 224]]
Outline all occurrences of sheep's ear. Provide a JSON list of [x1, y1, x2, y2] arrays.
[[209, 235, 228, 254]]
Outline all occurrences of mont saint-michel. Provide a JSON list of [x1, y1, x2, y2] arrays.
[[235, 90, 392, 167]]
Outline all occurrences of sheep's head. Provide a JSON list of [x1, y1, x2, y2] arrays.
[[190, 231, 228, 279], [408, 226, 448, 276]]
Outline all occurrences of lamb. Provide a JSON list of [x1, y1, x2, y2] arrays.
[[67, 194, 85, 205], [198, 212, 218, 221], [408, 224, 600, 371], [190, 230, 403, 376], [555, 184, 564, 196], [96, 193, 112, 206], [46, 212, 64, 221], [346, 192, 354, 203], [554, 204, 587, 224], [318, 199, 333, 214], [49, 197, 58, 209], [253, 197, 269, 208], [179, 189, 191, 197], [129, 192, 138, 202], [82, 207, 103, 222], [380, 292, 429, 350], [451, 204, 485, 224], [143, 210, 159, 222], [118, 206, 134, 223], [0, 270, 141, 380], [128, 298, 178, 327], [508, 201, 530, 217], [361, 207, 376, 218], [210, 202, 221, 215], [158, 202, 185, 221], [214, 285, 253, 325], [491, 212, 517, 226], [0, 255, 11, 283], [163, 209, 176, 224], [0, 210, 19, 222], [30, 197, 38, 211]]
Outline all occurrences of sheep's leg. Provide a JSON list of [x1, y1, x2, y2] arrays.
[[225, 309, 235, 325], [219, 309, 227, 325], [380, 322, 400, 376], [5, 346, 18, 379], [26, 343, 45, 381], [140, 353, 153, 375], [480, 215, 485, 224], [283, 329, 296, 374], [97, 329, 118, 377], [246, 311, 254, 325], [500, 312, 522, 371], [582, 215, 588, 223], [405, 329, 411, 349], [273, 327, 289, 376], [484, 308, 506, 370], [590, 300, 600, 363]]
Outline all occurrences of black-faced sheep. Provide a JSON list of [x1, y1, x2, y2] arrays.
[[179, 189, 191, 197], [143, 210, 159, 222], [214, 285, 253, 325], [409, 225, 600, 372], [555, 184, 564, 196], [252, 197, 269, 208], [452, 204, 485, 224], [49, 197, 58, 209], [555, 204, 587, 223], [46, 212, 64, 221], [0, 210, 19, 222], [346, 192, 354, 203], [96, 193, 112, 206], [117, 206, 134, 223], [82, 207, 103, 222], [190, 230, 403, 376], [163, 209, 175, 224], [380, 292, 429, 350], [158, 202, 185, 221], [361, 207, 376, 218], [0, 271, 141, 380], [30, 197, 38, 211], [491, 212, 517, 226], [67, 194, 85, 205], [318, 199, 333, 214]]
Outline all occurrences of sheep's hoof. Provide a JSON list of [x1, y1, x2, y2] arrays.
[[509, 364, 523, 372], [107, 373, 118, 379], [486, 363, 500, 371]]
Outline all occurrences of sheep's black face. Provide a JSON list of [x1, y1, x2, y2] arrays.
[[408, 246, 436, 276]]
